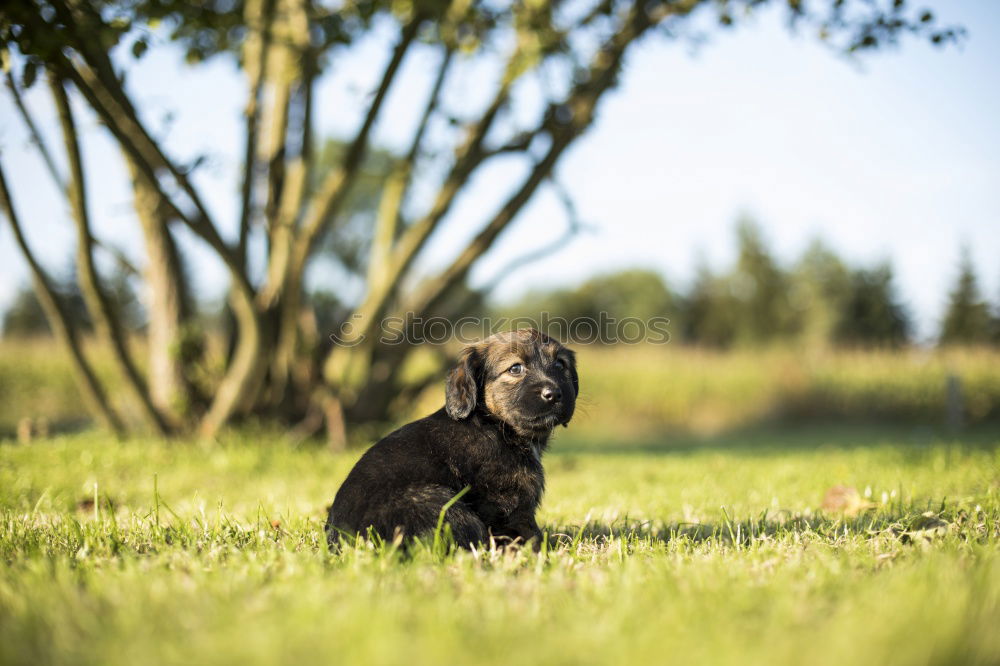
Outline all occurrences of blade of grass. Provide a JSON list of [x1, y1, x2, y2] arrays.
[[433, 485, 471, 555]]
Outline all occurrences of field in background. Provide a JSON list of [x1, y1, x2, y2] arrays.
[[2, 426, 999, 665], [4, 337, 999, 438], [573, 345, 1000, 436]]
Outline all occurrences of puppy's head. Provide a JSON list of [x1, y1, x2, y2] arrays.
[[445, 329, 578, 437]]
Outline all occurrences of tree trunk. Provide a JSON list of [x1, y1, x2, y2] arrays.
[[125, 156, 199, 423]]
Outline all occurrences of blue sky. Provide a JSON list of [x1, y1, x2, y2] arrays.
[[1, 0, 998, 341]]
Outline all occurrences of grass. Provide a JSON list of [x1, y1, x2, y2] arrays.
[[573, 345, 1000, 435], [2, 424, 999, 666]]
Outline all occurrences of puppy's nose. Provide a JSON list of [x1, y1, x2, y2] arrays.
[[540, 386, 561, 403]]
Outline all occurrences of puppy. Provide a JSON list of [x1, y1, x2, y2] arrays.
[[325, 328, 578, 548]]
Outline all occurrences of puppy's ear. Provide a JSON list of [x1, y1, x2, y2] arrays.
[[445, 345, 481, 420], [565, 349, 579, 398]]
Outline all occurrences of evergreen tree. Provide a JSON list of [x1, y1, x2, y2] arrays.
[[728, 219, 798, 345], [834, 263, 911, 348], [792, 239, 852, 348], [681, 260, 737, 348], [939, 250, 993, 345], [3, 266, 91, 337], [994, 278, 1000, 345], [2, 261, 142, 337], [2, 283, 55, 336]]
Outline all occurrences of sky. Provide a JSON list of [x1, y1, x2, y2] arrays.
[[1, 0, 998, 341]]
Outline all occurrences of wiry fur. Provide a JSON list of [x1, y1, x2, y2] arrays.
[[325, 329, 578, 548]]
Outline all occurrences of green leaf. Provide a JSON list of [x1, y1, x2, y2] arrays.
[[132, 38, 148, 59]]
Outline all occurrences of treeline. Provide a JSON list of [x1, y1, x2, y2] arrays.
[[5, 220, 997, 349], [3, 262, 145, 337], [497, 221, 999, 348]]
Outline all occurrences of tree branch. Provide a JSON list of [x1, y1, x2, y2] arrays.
[[0, 154, 124, 436], [338, 77, 513, 349], [342, 3, 577, 344], [264, 14, 426, 397], [367, 46, 455, 291], [291, 15, 423, 268], [477, 178, 592, 293], [257, 13, 316, 312], [8, 65, 143, 283], [261, 0, 309, 235], [42, 47, 220, 263], [48, 72, 171, 435], [274, 63, 315, 236], [4, 70, 65, 191], [262, 62, 318, 404], [37, 2, 237, 272], [91, 237, 142, 278], [405, 0, 665, 318], [237, 0, 277, 266], [478, 127, 542, 160]]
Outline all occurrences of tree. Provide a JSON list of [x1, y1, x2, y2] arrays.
[[3, 262, 141, 337], [727, 219, 798, 345], [0, 0, 961, 439], [680, 259, 736, 347], [680, 222, 800, 348], [994, 279, 1000, 346], [834, 263, 911, 348], [791, 238, 852, 349], [3, 283, 56, 337], [939, 249, 993, 346], [501, 268, 677, 331]]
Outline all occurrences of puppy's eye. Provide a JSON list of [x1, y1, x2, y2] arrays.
[[553, 359, 565, 370], [508, 363, 524, 376]]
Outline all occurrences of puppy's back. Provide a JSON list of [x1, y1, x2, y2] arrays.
[[326, 409, 463, 538]]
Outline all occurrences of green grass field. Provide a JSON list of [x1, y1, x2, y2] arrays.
[[2, 424, 999, 666]]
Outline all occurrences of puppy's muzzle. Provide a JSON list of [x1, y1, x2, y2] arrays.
[[534, 383, 571, 428], [539, 386, 562, 404]]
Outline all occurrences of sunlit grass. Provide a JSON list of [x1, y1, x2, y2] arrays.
[[2, 425, 999, 666]]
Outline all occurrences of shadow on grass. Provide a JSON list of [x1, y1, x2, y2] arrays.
[[0, 417, 94, 443], [552, 420, 1000, 458], [322, 508, 973, 560], [545, 503, 992, 549]]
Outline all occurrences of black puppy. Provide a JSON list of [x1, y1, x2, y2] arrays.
[[325, 329, 578, 548]]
